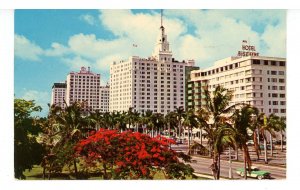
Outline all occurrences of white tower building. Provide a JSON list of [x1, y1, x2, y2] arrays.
[[110, 11, 195, 114]]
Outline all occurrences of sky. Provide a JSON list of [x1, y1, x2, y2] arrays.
[[14, 9, 286, 116]]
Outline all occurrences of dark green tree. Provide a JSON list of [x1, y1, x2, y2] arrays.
[[14, 98, 44, 179]]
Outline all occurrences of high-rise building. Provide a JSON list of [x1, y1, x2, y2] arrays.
[[188, 56, 286, 117], [51, 82, 67, 108], [99, 85, 110, 113], [110, 13, 195, 114], [65, 66, 101, 112]]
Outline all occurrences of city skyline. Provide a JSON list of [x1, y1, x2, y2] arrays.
[[14, 9, 286, 116]]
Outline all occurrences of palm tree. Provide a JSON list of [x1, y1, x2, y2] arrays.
[[165, 111, 178, 138], [89, 110, 104, 131], [175, 106, 185, 143], [231, 105, 256, 179], [182, 109, 199, 154], [48, 101, 86, 179], [277, 117, 286, 152], [260, 114, 278, 163], [213, 124, 237, 179], [199, 85, 237, 179]]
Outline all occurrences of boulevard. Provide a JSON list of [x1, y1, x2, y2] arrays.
[[172, 143, 286, 180]]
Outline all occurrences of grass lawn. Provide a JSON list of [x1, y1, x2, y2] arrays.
[[23, 165, 209, 180]]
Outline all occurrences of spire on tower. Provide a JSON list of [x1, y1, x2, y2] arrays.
[[161, 9, 163, 27]]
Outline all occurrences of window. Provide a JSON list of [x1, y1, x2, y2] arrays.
[[272, 93, 278, 98], [271, 71, 277, 75], [279, 86, 285, 90], [279, 79, 285, 83], [252, 60, 260, 65], [280, 94, 285, 98], [279, 61, 286, 66], [281, 109, 286, 113], [271, 61, 277, 66], [278, 71, 284, 75]]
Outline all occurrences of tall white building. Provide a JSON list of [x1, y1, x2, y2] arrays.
[[65, 67, 101, 112], [189, 56, 286, 117], [99, 85, 110, 113], [51, 82, 67, 108], [110, 15, 195, 114]]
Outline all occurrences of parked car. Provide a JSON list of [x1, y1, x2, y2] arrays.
[[259, 144, 274, 150], [246, 140, 254, 146], [236, 166, 271, 180]]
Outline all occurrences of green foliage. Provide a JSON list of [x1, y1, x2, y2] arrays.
[[14, 99, 44, 179]]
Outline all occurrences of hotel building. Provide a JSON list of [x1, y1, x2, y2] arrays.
[[65, 66, 101, 112], [110, 17, 195, 114], [188, 56, 286, 117], [51, 82, 67, 108]]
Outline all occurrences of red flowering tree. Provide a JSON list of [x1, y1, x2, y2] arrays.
[[75, 129, 194, 179]]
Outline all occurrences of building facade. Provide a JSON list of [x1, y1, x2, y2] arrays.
[[99, 85, 110, 113], [65, 67, 101, 112], [51, 82, 67, 108], [188, 56, 286, 117], [110, 18, 195, 114]]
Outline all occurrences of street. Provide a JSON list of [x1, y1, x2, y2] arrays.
[[171, 143, 286, 180]]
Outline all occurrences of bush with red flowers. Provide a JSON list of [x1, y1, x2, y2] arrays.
[[75, 129, 194, 179]]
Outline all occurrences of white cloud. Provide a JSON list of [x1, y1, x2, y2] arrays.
[[15, 10, 286, 72], [261, 22, 286, 57], [80, 14, 96, 26], [62, 56, 93, 70], [14, 34, 43, 61], [21, 90, 50, 116], [44, 42, 71, 57]]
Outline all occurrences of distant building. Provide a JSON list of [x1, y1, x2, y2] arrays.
[[109, 13, 195, 114], [65, 66, 101, 112], [99, 85, 110, 113], [51, 82, 67, 108]]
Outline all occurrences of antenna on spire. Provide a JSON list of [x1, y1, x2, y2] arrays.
[[161, 9, 163, 27]]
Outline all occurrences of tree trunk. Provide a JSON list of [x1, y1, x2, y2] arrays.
[[235, 148, 239, 161], [244, 150, 247, 180], [217, 152, 221, 180], [103, 162, 107, 179], [73, 159, 78, 179], [270, 134, 273, 157], [281, 131, 283, 152], [264, 136, 268, 164], [43, 167, 46, 180], [200, 129, 203, 145], [188, 126, 191, 155], [228, 147, 232, 179]]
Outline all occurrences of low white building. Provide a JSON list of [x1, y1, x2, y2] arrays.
[[51, 82, 67, 108]]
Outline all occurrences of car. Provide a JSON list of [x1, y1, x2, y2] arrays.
[[236, 166, 271, 180], [246, 140, 254, 146]]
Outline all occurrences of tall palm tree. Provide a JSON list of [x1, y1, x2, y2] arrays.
[[175, 106, 185, 142], [231, 105, 256, 179], [199, 85, 236, 179], [258, 114, 277, 163], [182, 109, 199, 154], [276, 117, 286, 152], [48, 101, 86, 179], [165, 111, 178, 138]]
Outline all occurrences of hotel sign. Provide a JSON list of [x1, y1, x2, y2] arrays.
[[237, 40, 259, 57]]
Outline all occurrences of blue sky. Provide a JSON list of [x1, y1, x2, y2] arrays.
[[14, 9, 286, 116]]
